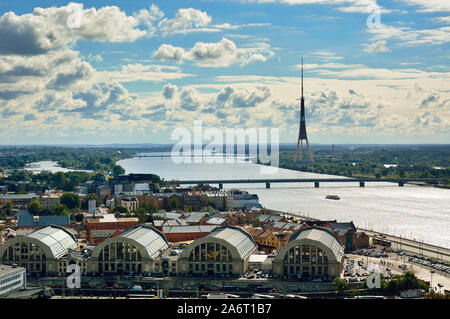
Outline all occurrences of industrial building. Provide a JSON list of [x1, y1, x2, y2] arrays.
[[178, 226, 257, 275], [0, 225, 78, 274], [272, 226, 344, 279], [84, 215, 139, 244], [89, 225, 170, 274]]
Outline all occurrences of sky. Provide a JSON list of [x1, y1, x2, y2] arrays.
[[0, 0, 449, 145]]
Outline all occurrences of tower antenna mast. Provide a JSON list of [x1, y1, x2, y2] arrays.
[[294, 56, 314, 163]]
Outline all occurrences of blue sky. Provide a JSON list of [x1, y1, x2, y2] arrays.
[[0, 0, 449, 144]]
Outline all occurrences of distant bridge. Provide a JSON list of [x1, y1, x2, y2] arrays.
[[176, 178, 440, 189], [136, 154, 251, 159]]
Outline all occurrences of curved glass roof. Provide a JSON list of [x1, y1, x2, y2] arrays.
[[209, 226, 256, 259], [119, 226, 169, 260], [27, 225, 78, 259], [289, 227, 344, 261]]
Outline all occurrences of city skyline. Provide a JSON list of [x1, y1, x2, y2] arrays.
[[0, 0, 449, 145]]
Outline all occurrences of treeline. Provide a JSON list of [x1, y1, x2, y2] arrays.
[[0, 147, 135, 171], [276, 148, 450, 185], [0, 169, 126, 192]]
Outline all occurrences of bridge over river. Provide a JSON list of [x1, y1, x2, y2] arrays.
[[177, 178, 440, 189]]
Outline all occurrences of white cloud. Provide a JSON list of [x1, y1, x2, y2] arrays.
[[363, 40, 391, 53], [158, 8, 213, 36], [153, 37, 273, 67], [398, 0, 450, 13], [368, 24, 450, 46], [134, 4, 165, 36], [0, 4, 147, 56], [153, 44, 185, 62], [162, 83, 178, 99]]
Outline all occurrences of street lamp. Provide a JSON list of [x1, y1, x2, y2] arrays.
[[430, 270, 434, 292]]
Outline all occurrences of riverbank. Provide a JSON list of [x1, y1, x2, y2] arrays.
[[264, 208, 450, 262]]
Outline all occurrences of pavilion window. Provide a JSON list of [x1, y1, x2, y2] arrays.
[[288, 248, 294, 264], [215, 244, 221, 261], [207, 243, 215, 261], [311, 245, 317, 264], [221, 246, 227, 262], [200, 244, 206, 262], [104, 245, 110, 261], [194, 245, 200, 261], [117, 243, 124, 259], [295, 246, 301, 264], [302, 244, 310, 263], [317, 248, 323, 264], [110, 243, 116, 259]]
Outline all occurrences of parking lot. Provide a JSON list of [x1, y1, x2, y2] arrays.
[[344, 246, 450, 292]]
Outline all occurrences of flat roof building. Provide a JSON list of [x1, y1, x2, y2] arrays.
[[162, 225, 217, 242], [0, 265, 27, 298], [84, 215, 139, 244]]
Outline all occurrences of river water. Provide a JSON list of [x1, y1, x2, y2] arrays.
[[117, 155, 449, 248]]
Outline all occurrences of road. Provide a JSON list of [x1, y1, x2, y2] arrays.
[[347, 252, 450, 293], [360, 229, 450, 263]]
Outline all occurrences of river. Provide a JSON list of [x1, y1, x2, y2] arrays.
[[116, 155, 449, 248]]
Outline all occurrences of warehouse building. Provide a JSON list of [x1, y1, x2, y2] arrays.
[[272, 226, 344, 279], [162, 225, 218, 242], [89, 225, 169, 274], [178, 226, 257, 275], [0, 225, 78, 274]]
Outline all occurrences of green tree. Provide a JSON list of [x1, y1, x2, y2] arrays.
[[113, 205, 128, 215], [53, 203, 69, 216], [112, 165, 125, 176], [168, 198, 179, 211], [135, 207, 148, 224], [74, 214, 84, 222], [60, 193, 81, 210], [4, 201, 13, 216], [28, 200, 42, 216], [82, 193, 101, 209], [334, 277, 349, 294], [251, 219, 261, 228]]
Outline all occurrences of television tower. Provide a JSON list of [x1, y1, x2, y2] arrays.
[[295, 57, 314, 162]]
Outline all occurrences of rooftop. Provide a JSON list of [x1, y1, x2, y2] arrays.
[[118, 225, 169, 260], [0, 264, 26, 278], [27, 225, 78, 259], [162, 225, 217, 234], [289, 226, 344, 261], [208, 226, 256, 259]]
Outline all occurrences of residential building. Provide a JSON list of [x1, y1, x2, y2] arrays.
[[0, 193, 36, 209], [118, 196, 139, 213], [37, 194, 60, 212]]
